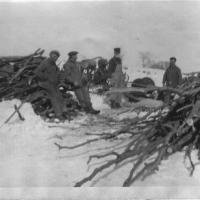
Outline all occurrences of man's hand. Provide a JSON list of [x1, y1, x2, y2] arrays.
[[73, 81, 82, 89], [74, 81, 80, 87]]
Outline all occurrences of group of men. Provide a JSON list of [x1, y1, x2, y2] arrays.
[[34, 46, 182, 120], [35, 50, 98, 120], [34, 48, 122, 120]]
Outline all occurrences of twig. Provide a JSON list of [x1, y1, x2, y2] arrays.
[[0, 102, 24, 128], [14, 104, 25, 121]]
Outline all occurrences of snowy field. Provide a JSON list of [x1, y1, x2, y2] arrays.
[[0, 69, 200, 192]]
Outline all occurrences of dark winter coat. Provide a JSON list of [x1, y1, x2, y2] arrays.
[[93, 68, 109, 85], [35, 58, 59, 85], [108, 57, 122, 77], [63, 59, 82, 86], [162, 65, 182, 87]]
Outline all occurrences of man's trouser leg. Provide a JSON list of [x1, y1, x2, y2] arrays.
[[40, 82, 64, 117], [81, 86, 92, 108], [75, 86, 92, 109], [75, 88, 87, 108], [51, 86, 65, 116]]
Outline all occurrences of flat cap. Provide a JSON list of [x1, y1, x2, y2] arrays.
[[68, 51, 78, 57], [114, 48, 121, 53], [170, 57, 176, 61], [49, 50, 60, 57]]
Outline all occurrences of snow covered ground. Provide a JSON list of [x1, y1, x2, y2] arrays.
[[0, 69, 200, 187], [1, 69, 200, 199]]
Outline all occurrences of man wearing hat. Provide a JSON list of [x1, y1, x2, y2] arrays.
[[35, 50, 66, 119], [108, 48, 122, 78], [63, 51, 100, 114], [162, 57, 182, 88]]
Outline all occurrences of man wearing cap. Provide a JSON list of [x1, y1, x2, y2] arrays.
[[108, 48, 122, 78], [63, 51, 100, 114], [162, 57, 182, 88], [35, 50, 66, 119]]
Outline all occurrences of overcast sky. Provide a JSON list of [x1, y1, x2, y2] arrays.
[[0, 1, 200, 71]]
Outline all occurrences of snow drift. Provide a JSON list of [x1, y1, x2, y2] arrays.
[[1, 87, 200, 187]]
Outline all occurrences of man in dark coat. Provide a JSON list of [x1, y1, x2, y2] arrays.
[[93, 58, 109, 85], [35, 50, 66, 119], [162, 57, 182, 87], [63, 51, 100, 114], [162, 57, 182, 103], [108, 48, 122, 78]]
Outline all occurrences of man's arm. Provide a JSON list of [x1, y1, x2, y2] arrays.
[[177, 68, 182, 85], [63, 64, 82, 88], [63, 63, 73, 83], [162, 69, 167, 86], [107, 59, 115, 77], [34, 60, 48, 80]]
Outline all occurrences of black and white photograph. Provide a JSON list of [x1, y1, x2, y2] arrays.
[[1, 0, 200, 199]]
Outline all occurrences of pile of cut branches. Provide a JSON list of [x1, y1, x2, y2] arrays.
[[0, 49, 79, 121], [55, 76, 200, 186]]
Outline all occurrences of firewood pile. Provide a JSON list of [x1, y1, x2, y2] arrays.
[[0, 49, 79, 121], [55, 76, 200, 186]]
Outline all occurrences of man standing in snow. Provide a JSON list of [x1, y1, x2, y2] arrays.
[[162, 57, 182, 88], [108, 48, 122, 78], [35, 50, 66, 120], [107, 57, 127, 108], [63, 51, 100, 115], [162, 57, 182, 103]]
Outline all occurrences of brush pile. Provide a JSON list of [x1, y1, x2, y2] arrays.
[[55, 75, 200, 186], [0, 49, 79, 121]]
